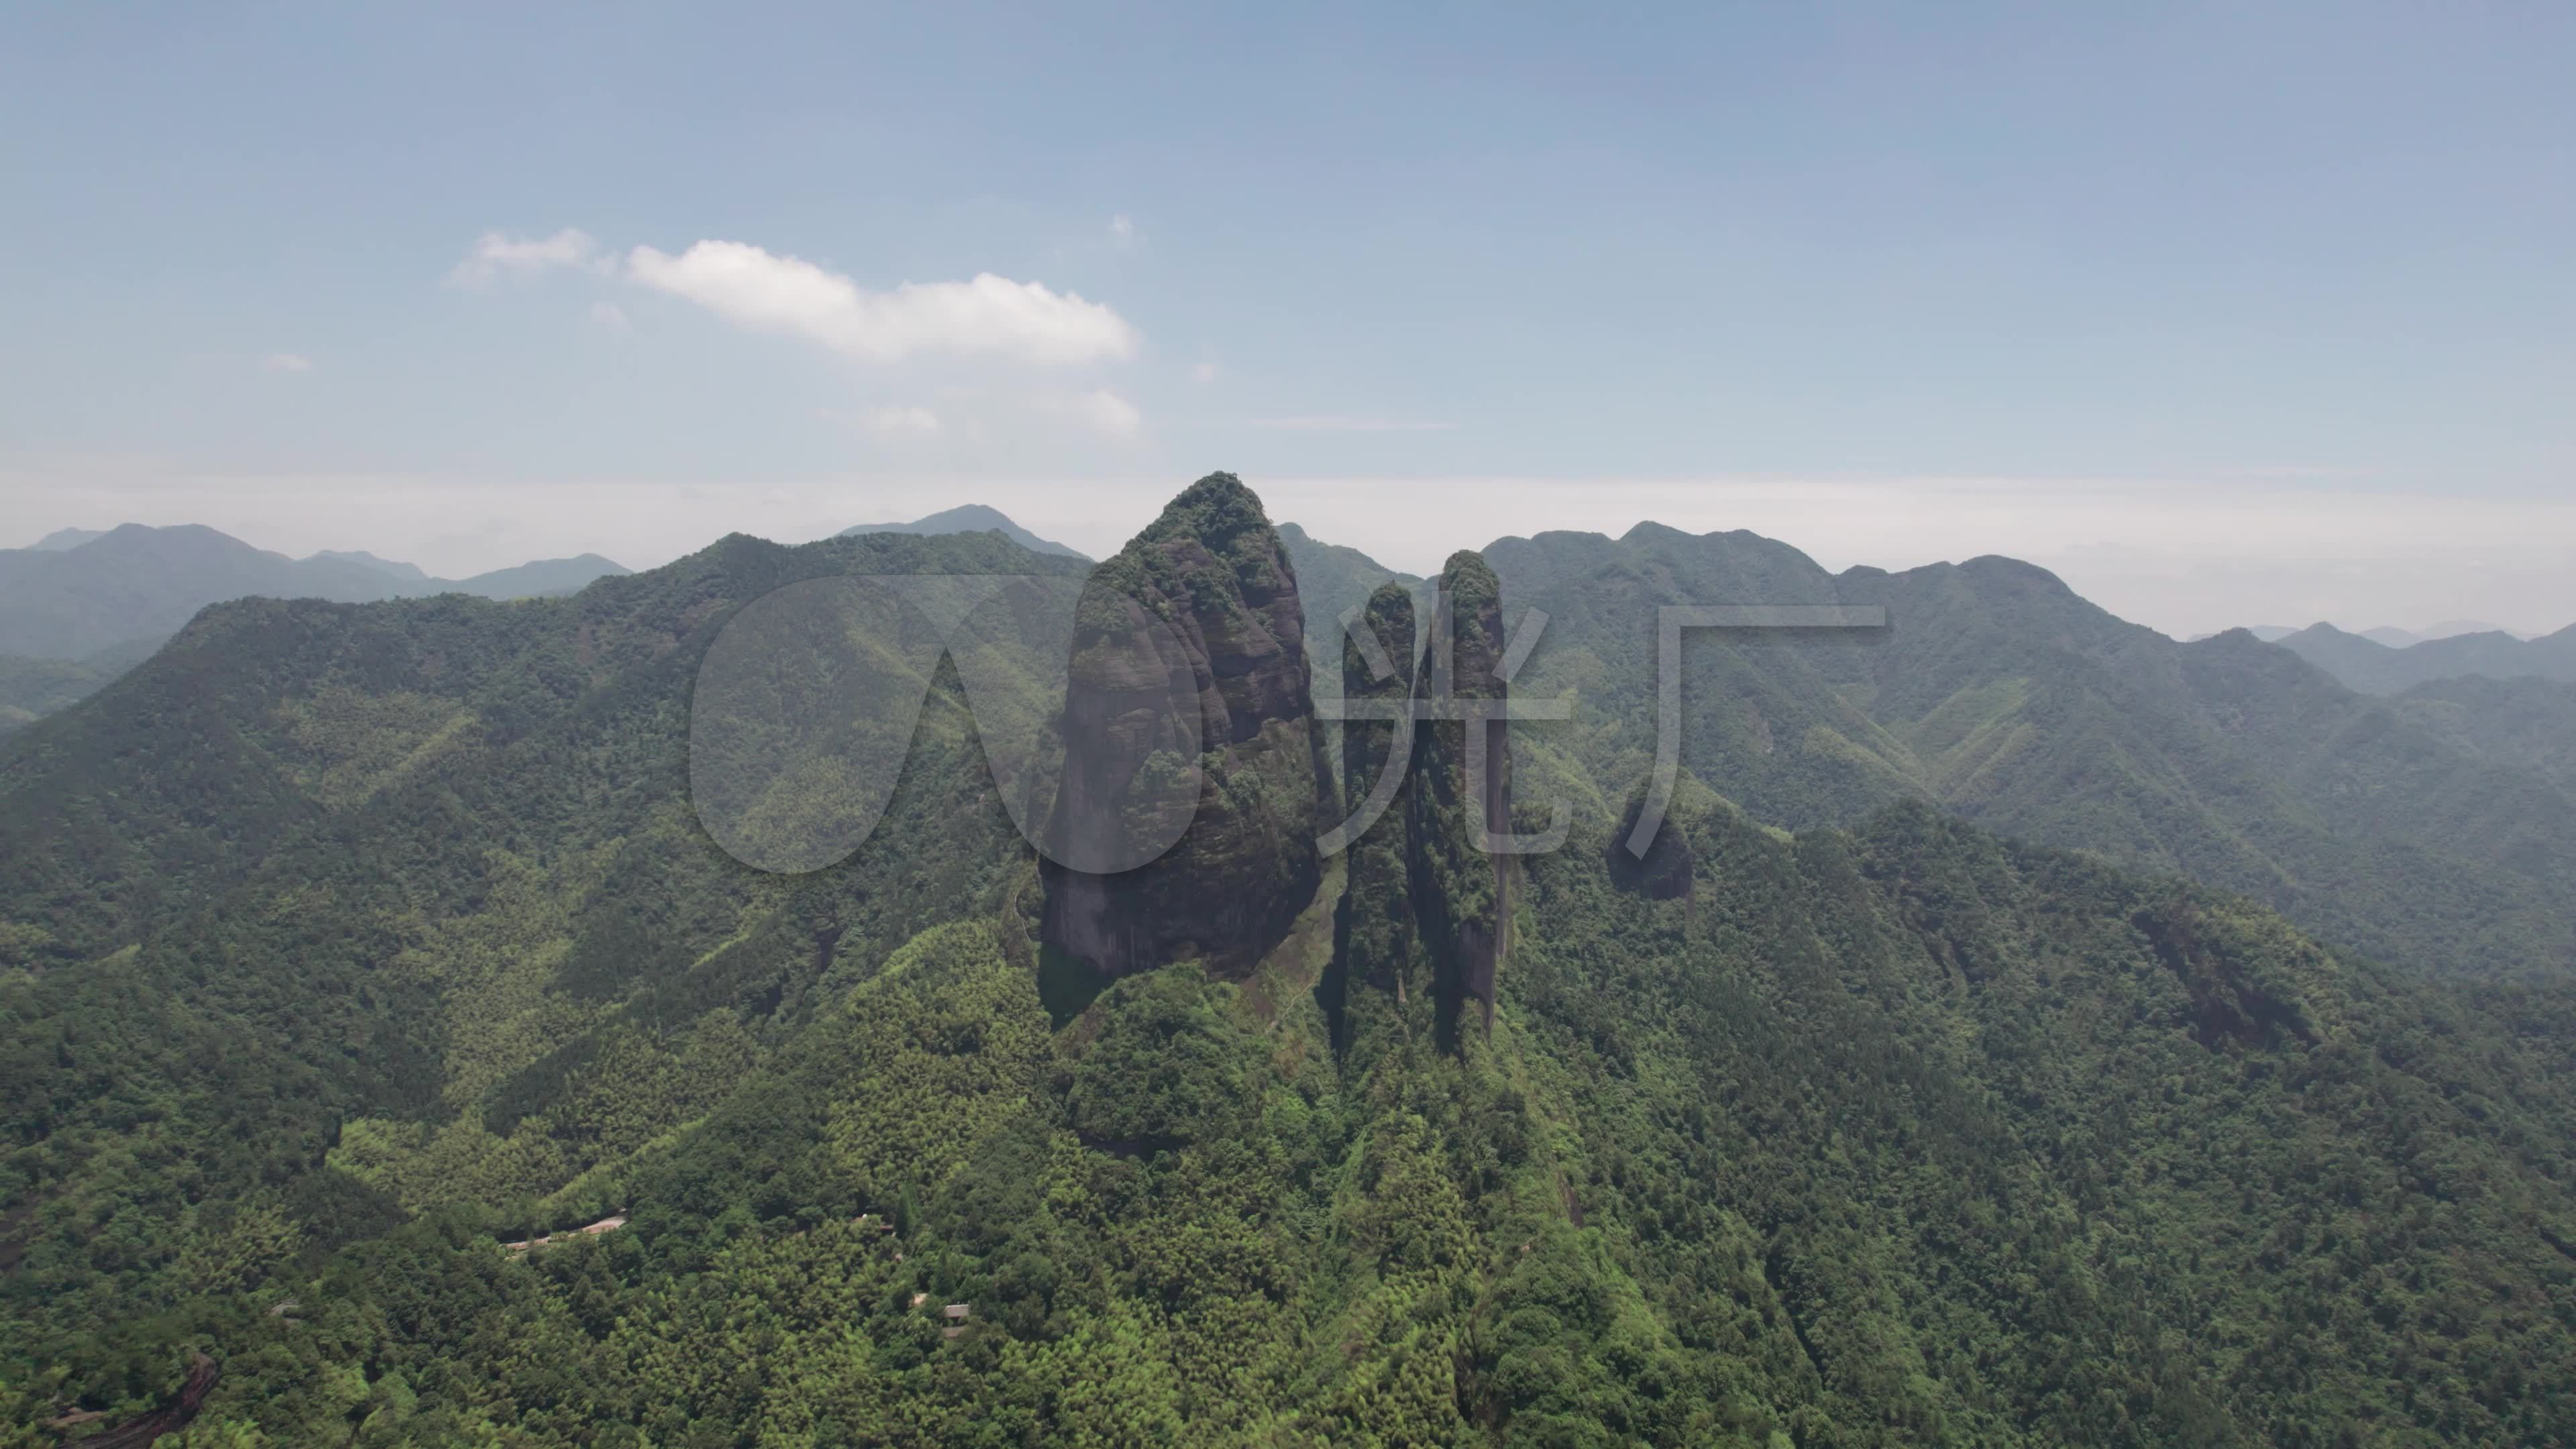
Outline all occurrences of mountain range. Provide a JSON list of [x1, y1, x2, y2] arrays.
[[1275, 523, 2576, 981], [2213, 620, 2533, 649], [837, 504, 1087, 559], [0, 525, 632, 733], [0, 509, 1103, 736], [0, 523, 631, 661], [2268, 619, 2576, 694], [4, 479, 2575, 1445], [2358, 619, 2530, 647]]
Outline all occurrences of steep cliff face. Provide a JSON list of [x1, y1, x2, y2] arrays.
[[1324, 582, 1426, 1051], [1409, 551, 1511, 1040], [1040, 474, 1334, 979]]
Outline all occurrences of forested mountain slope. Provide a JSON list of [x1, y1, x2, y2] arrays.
[[1485, 525, 2576, 979], [0, 523, 630, 662], [2391, 675, 2576, 796], [2277, 620, 2576, 694], [0, 527, 1082, 1378], [0, 645, 148, 736], [836, 505, 1085, 559], [1277, 521, 1430, 773], [1277, 522, 1426, 655], [1, 480, 2573, 1446]]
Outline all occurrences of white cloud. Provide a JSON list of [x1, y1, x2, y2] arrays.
[[261, 353, 313, 373], [1109, 213, 1139, 249], [622, 239, 1140, 366], [1190, 360, 1222, 385], [1042, 388, 1142, 439], [449, 228, 600, 287], [590, 301, 631, 331], [1249, 415, 1458, 432], [859, 405, 943, 437]]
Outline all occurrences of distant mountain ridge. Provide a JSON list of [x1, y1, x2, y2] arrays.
[[2192, 619, 2530, 648], [2357, 619, 2529, 648], [0, 523, 631, 662], [836, 503, 1086, 559], [1276, 522, 1426, 639], [1479, 521, 2576, 981], [1279, 519, 2576, 979], [2271, 619, 2576, 694], [445, 553, 633, 600], [0, 525, 630, 730], [308, 548, 429, 581]]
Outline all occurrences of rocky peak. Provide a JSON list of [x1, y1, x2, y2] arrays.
[[1409, 550, 1513, 1043], [1040, 474, 1333, 981], [1326, 582, 1427, 1049]]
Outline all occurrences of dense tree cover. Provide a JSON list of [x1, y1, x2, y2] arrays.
[[16, 780, 2576, 1445], [0, 523, 627, 663], [2392, 675, 2576, 796], [1483, 524, 2576, 979], [0, 529, 1082, 1419], [3, 491, 2575, 1444], [2275, 621, 2576, 696], [0, 649, 138, 735]]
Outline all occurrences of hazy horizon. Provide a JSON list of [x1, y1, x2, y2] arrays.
[[7, 481, 2567, 644], [9, 4, 2575, 643]]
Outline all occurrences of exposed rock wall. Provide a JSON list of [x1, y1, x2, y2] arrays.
[[1040, 474, 1333, 979], [1408, 551, 1512, 1042], [1323, 582, 1425, 1051]]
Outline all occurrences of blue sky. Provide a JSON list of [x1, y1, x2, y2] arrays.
[[4, 1, 2572, 635]]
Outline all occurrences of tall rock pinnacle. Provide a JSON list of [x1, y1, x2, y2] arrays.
[[1040, 473, 1334, 980], [1409, 550, 1511, 1042], [1324, 581, 1426, 1052]]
